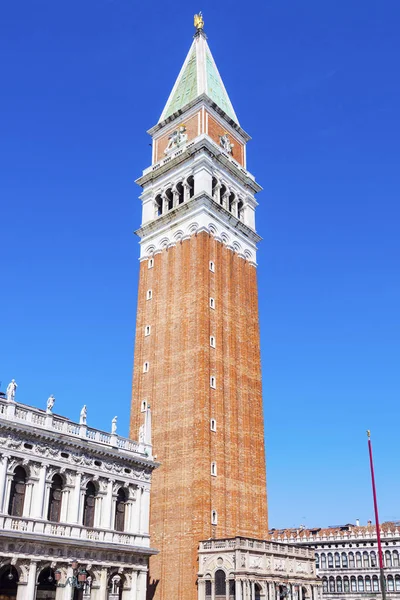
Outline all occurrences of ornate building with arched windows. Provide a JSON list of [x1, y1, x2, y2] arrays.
[[0, 392, 158, 600], [270, 522, 400, 600]]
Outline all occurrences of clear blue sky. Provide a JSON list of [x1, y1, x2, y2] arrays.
[[1, 1, 399, 529]]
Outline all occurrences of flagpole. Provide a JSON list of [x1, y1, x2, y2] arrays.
[[367, 430, 386, 600]]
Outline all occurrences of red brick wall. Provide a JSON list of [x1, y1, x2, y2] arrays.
[[206, 112, 244, 165], [130, 232, 268, 600]]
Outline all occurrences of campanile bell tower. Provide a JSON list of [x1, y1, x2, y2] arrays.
[[130, 14, 268, 600]]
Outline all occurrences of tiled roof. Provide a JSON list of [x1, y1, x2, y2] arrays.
[[159, 31, 238, 124], [269, 522, 400, 542]]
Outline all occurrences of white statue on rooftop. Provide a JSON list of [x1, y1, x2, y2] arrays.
[[219, 133, 234, 154], [164, 125, 188, 155], [80, 404, 87, 425], [111, 416, 118, 435], [46, 395, 55, 414], [6, 379, 17, 403]]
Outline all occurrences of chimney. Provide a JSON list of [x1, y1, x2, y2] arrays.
[[356, 519, 360, 527], [368, 520, 372, 526]]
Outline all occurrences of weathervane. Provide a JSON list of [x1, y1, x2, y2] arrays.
[[194, 12, 204, 30]]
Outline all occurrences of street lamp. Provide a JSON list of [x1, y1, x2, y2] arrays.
[[55, 560, 87, 597]]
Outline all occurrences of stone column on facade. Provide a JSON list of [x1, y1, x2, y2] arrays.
[[62, 566, 74, 600], [213, 182, 221, 203], [183, 183, 191, 202], [16, 581, 26, 600], [101, 480, 113, 529], [78, 481, 86, 525], [162, 194, 169, 214], [235, 579, 242, 600], [60, 486, 71, 523], [0, 455, 9, 512], [133, 486, 142, 533], [23, 479, 34, 518], [198, 579, 206, 600], [298, 586, 302, 600], [32, 464, 47, 518], [251, 580, 255, 600], [129, 571, 138, 600], [211, 578, 216, 600], [268, 581, 274, 600], [26, 561, 38, 600], [98, 568, 108, 600], [172, 189, 179, 208], [222, 191, 230, 211], [139, 487, 150, 535], [3, 470, 14, 516], [136, 570, 146, 600], [94, 493, 103, 528], [127, 493, 136, 533], [71, 471, 82, 523]]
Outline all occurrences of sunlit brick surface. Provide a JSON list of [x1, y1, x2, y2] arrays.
[[130, 232, 268, 600]]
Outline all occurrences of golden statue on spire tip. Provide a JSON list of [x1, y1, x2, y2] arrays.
[[194, 12, 204, 30]]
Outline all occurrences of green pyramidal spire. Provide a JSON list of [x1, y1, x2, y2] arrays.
[[159, 26, 239, 124]]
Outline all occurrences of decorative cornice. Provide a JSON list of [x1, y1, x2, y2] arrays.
[[138, 133, 259, 192]]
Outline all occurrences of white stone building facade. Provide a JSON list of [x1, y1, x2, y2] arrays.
[[0, 394, 158, 600], [271, 523, 400, 600], [198, 538, 321, 600]]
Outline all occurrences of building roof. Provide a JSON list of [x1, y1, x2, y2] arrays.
[[159, 30, 238, 125], [269, 522, 400, 542]]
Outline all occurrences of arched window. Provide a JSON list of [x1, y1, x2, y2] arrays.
[[176, 182, 184, 205], [329, 578, 335, 593], [322, 578, 328, 593], [237, 200, 244, 221], [395, 575, 400, 592], [254, 584, 261, 600], [108, 573, 124, 600], [371, 551, 377, 567], [334, 552, 340, 567], [212, 177, 219, 200], [363, 551, 369, 568], [155, 194, 163, 217], [205, 581, 212, 599], [115, 488, 126, 532], [228, 192, 235, 214], [321, 554, 327, 569], [372, 576, 379, 592], [215, 570, 226, 597], [348, 553, 355, 568], [47, 474, 63, 522], [358, 577, 364, 592], [337, 578, 343, 593], [385, 551, 392, 567], [219, 185, 227, 206], [356, 552, 362, 568], [186, 176, 194, 199], [165, 188, 173, 211], [327, 553, 333, 568], [365, 577, 372, 592], [83, 481, 96, 528], [315, 554, 320, 569], [343, 578, 350, 593], [341, 552, 348, 568], [0, 565, 19, 597], [37, 567, 56, 595], [387, 576, 394, 592], [393, 551, 399, 567], [351, 577, 357, 592], [229, 580, 236, 599], [8, 466, 27, 517]]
